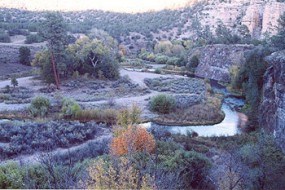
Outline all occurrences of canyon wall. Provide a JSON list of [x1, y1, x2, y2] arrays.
[[260, 50, 285, 152], [189, 44, 253, 82], [197, 0, 285, 38]]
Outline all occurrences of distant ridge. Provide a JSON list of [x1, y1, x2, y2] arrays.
[[0, 0, 192, 13]]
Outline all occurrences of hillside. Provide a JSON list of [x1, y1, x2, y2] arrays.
[[0, 1, 285, 189], [0, 0, 191, 13], [0, 0, 284, 52]]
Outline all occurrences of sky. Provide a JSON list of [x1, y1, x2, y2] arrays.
[[0, 0, 191, 13]]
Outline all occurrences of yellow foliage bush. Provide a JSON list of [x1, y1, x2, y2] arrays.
[[88, 157, 153, 190]]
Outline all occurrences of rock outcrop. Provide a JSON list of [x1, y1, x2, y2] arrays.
[[190, 44, 253, 82], [260, 50, 285, 152], [197, 0, 285, 39]]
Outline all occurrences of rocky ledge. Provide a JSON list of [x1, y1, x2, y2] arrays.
[[190, 44, 254, 83]]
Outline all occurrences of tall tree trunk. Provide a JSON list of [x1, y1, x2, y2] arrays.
[[51, 52, 60, 89]]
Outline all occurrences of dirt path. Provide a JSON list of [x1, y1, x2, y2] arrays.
[[0, 69, 183, 112], [81, 69, 185, 111], [0, 76, 36, 89], [120, 69, 184, 88]]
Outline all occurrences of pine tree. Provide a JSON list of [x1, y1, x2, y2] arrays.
[[40, 12, 67, 89]]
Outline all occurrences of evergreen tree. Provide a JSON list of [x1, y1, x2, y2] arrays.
[[40, 12, 67, 89], [271, 13, 285, 50], [19, 46, 31, 65]]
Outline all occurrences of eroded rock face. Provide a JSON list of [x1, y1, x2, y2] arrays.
[[191, 44, 253, 82], [261, 2, 285, 36], [198, 0, 285, 39], [260, 50, 285, 152]]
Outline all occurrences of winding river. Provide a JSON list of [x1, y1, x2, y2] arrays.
[[142, 81, 245, 137]]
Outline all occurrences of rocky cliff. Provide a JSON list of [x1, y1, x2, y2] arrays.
[[189, 44, 253, 82], [260, 50, 285, 152], [195, 0, 285, 39]]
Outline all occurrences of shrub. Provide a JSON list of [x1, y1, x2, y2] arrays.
[[0, 121, 102, 158], [96, 61, 119, 80], [154, 40, 173, 55], [187, 55, 199, 72], [88, 157, 153, 189], [29, 96, 50, 117], [117, 104, 141, 128], [0, 162, 24, 189], [8, 29, 29, 36], [238, 133, 285, 189], [19, 46, 31, 65], [166, 57, 180, 66], [0, 30, 10, 43], [61, 98, 81, 118], [4, 85, 10, 93], [150, 94, 176, 114], [229, 65, 240, 89], [74, 109, 118, 125], [11, 77, 18, 88], [110, 126, 156, 156], [154, 55, 169, 64], [155, 140, 212, 189], [25, 34, 44, 44], [154, 68, 161, 74]]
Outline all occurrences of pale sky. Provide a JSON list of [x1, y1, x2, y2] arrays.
[[0, 0, 192, 13]]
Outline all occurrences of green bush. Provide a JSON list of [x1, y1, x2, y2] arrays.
[[166, 57, 180, 66], [187, 55, 199, 72], [154, 68, 161, 74], [25, 34, 44, 44], [11, 77, 18, 88], [0, 162, 24, 189], [96, 61, 120, 80], [156, 140, 212, 189], [61, 98, 81, 118], [0, 30, 11, 43], [8, 29, 29, 36], [19, 46, 31, 65], [0, 121, 102, 158], [139, 50, 156, 62], [154, 55, 169, 64], [29, 96, 50, 117], [150, 94, 176, 114]]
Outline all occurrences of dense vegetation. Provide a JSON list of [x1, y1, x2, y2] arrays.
[[0, 121, 104, 158], [0, 4, 285, 190]]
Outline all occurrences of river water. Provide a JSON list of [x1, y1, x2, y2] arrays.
[[142, 81, 245, 137]]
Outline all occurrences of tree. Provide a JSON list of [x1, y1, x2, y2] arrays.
[[271, 12, 285, 50], [11, 77, 18, 89], [32, 51, 56, 84], [67, 36, 119, 79], [239, 133, 285, 190], [215, 22, 241, 44], [234, 46, 272, 130], [40, 12, 67, 89], [19, 46, 31, 65], [0, 29, 10, 43]]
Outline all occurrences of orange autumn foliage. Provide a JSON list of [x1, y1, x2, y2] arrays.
[[111, 126, 156, 156]]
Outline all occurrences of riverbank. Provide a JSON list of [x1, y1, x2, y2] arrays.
[[144, 103, 241, 137], [151, 104, 225, 126]]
